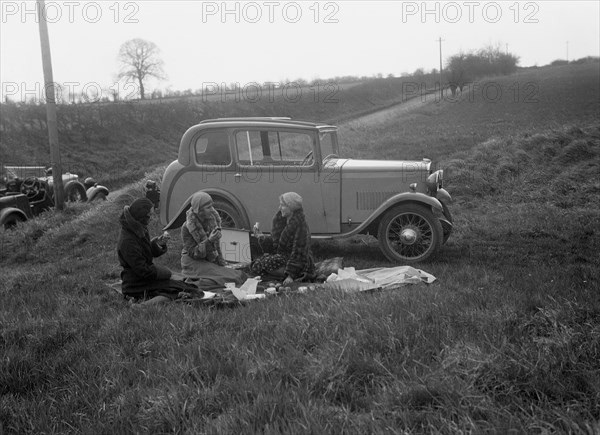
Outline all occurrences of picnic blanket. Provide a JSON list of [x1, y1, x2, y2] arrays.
[[105, 262, 436, 305], [322, 266, 436, 292], [105, 272, 242, 307]]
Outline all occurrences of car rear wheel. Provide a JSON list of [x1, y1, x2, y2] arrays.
[[65, 183, 87, 202], [213, 200, 248, 229], [377, 204, 443, 263]]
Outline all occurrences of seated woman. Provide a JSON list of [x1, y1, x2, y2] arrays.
[[251, 192, 315, 285], [181, 192, 248, 289], [117, 198, 200, 305]]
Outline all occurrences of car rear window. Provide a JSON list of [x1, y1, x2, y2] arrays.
[[195, 130, 231, 165]]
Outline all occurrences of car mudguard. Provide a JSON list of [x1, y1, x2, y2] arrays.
[[63, 180, 87, 200], [435, 188, 453, 243], [333, 192, 446, 239], [436, 188, 452, 205], [0, 207, 28, 226], [86, 185, 109, 201]]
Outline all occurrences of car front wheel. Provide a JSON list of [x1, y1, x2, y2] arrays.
[[213, 200, 248, 230], [377, 204, 443, 263]]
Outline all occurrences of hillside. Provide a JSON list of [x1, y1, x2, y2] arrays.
[[2, 63, 597, 190], [338, 62, 600, 164], [1, 64, 599, 433], [0, 75, 438, 188]]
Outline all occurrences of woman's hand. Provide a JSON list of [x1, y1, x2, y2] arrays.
[[283, 275, 294, 285], [207, 227, 221, 243], [157, 231, 171, 246]]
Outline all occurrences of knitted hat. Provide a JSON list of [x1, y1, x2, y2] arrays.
[[280, 192, 303, 211], [129, 198, 154, 221], [190, 191, 213, 213]]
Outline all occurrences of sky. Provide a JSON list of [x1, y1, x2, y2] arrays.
[[1, 0, 599, 102]]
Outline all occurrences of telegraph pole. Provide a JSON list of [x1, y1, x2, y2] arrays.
[[566, 41, 569, 62], [438, 37, 444, 101], [37, 0, 65, 210]]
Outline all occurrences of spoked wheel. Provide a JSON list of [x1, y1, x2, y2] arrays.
[[377, 204, 443, 263], [213, 200, 248, 229]]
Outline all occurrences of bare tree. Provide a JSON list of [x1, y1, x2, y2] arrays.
[[117, 38, 166, 100], [446, 45, 520, 95]]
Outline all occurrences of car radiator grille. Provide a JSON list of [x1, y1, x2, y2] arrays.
[[356, 191, 396, 210]]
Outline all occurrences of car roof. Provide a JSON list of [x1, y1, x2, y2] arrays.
[[196, 117, 337, 130]]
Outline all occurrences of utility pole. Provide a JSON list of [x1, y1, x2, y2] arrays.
[[438, 37, 444, 101], [566, 41, 569, 62], [37, 0, 65, 210]]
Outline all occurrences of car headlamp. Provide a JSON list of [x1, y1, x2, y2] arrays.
[[426, 170, 444, 194], [426, 171, 438, 194]]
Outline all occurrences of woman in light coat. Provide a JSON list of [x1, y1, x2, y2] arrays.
[[181, 192, 247, 289]]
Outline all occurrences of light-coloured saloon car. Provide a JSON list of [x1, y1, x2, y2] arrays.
[[160, 117, 452, 263]]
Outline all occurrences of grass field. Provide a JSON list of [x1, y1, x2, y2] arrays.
[[1, 63, 599, 434]]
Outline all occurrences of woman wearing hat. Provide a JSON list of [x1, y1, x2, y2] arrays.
[[251, 192, 315, 284], [117, 197, 199, 304], [180, 192, 247, 289]]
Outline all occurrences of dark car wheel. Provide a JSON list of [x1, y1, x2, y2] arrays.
[[213, 200, 248, 229], [65, 183, 87, 202], [377, 204, 443, 263]]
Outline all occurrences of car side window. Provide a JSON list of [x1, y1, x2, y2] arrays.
[[236, 130, 314, 166], [235, 131, 264, 164], [195, 130, 231, 166]]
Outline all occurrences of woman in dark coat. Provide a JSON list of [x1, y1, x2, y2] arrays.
[[251, 192, 315, 284], [180, 192, 247, 289], [117, 198, 198, 304]]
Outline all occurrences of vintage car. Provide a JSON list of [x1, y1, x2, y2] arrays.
[[0, 177, 54, 228], [1, 166, 109, 202], [160, 117, 453, 263], [0, 166, 109, 228]]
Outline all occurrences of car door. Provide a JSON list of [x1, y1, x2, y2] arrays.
[[227, 128, 330, 234]]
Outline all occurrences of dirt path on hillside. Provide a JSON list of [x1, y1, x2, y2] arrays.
[[338, 92, 439, 129]]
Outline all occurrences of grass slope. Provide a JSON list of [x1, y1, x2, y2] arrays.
[[1, 64, 599, 434], [338, 63, 600, 164]]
